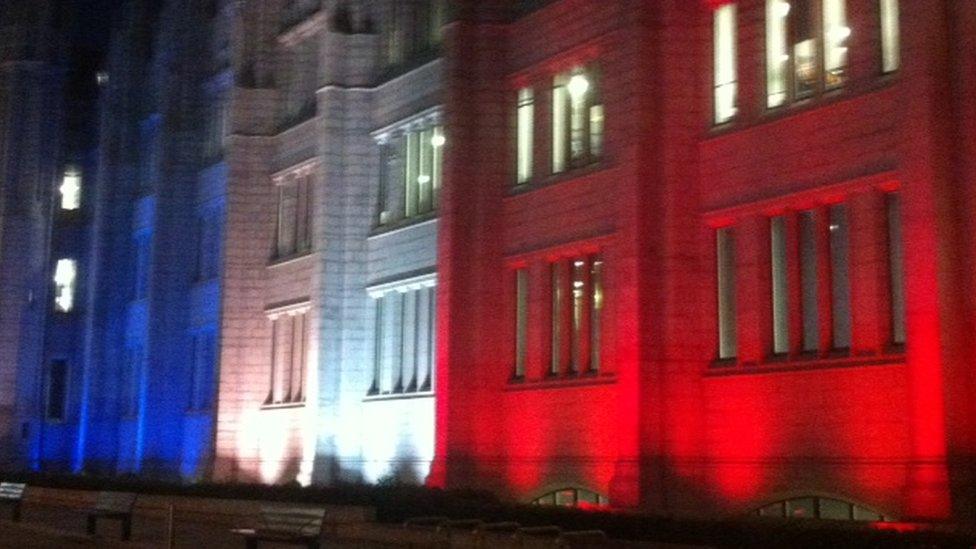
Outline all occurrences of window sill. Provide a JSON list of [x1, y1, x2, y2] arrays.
[[506, 371, 615, 391], [368, 214, 437, 240], [363, 390, 434, 402], [507, 160, 609, 197], [261, 401, 306, 411], [267, 250, 316, 268], [706, 351, 906, 378]]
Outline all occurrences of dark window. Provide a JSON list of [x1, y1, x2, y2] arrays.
[[46, 360, 68, 421]]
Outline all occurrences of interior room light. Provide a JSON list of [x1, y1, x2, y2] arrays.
[[776, 1, 791, 17], [54, 259, 77, 313], [60, 168, 82, 210], [832, 26, 852, 40], [567, 73, 590, 102], [418, 175, 431, 184], [430, 134, 446, 148]]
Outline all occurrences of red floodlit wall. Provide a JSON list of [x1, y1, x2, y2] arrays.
[[435, 0, 975, 523]]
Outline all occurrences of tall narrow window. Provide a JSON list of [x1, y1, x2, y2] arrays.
[[516, 87, 534, 184], [887, 193, 905, 344], [46, 360, 68, 421], [267, 311, 308, 405], [570, 260, 587, 373], [830, 205, 851, 349], [550, 263, 563, 374], [274, 176, 313, 258], [799, 211, 820, 352], [401, 126, 443, 219], [717, 228, 737, 359], [714, 3, 738, 124], [514, 269, 528, 377], [552, 67, 602, 173], [431, 127, 444, 208], [371, 297, 385, 394], [793, 0, 818, 99], [771, 217, 790, 354], [590, 255, 604, 372], [370, 285, 436, 395], [766, 0, 790, 107], [60, 168, 82, 210], [879, 0, 899, 73], [822, 0, 849, 89], [54, 259, 77, 313]]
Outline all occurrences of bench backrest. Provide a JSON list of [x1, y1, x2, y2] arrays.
[[0, 483, 25, 501], [94, 491, 137, 513], [259, 506, 326, 537]]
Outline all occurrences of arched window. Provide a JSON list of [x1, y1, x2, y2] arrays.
[[532, 487, 608, 508], [754, 496, 888, 521]]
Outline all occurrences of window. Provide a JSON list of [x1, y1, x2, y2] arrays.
[[549, 255, 603, 375], [46, 360, 68, 421], [755, 496, 887, 521], [766, 0, 850, 108], [203, 99, 230, 161], [275, 174, 313, 258], [713, 3, 738, 124], [771, 217, 789, 354], [371, 285, 436, 395], [879, 0, 899, 72], [829, 204, 851, 349], [887, 193, 905, 345], [799, 210, 819, 352], [532, 487, 608, 508], [375, 122, 444, 226], [59, 168, 82, 210], [516, 87, 534, 184], [133, 233, 151, 300], [382, 0, 447, 69], [54, 259, 77, 313], [267, 310, 308, 405], [404, 126, 444, 218], [552, 66, 603, 173], [514, 268, 528, 378], [189, 330, 216, 410], [196, 214, 222, 281], [717, 228, 737, 359]]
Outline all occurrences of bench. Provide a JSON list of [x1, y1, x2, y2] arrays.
[[0, 482, 26, 521], [231, 505, 327, 549], [86, 491, 137, 540]]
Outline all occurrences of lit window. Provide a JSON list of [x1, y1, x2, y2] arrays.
[[371, 285, 436, 395], [549, 255, 603, 376], [754, 496, 888, 521], [713, 3, 738, 124], [60, 168, 82, 210], [53, 259, 77, 313], [880, 0, 899, 72], [516, 87, 534, 184], [766, 0, 849, 107], [552, 66, 603, 173], [716, 228, 737, 359], [401, 125, 444, 220]]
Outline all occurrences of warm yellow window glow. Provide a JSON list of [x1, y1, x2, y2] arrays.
[[60, 169, 82, 210], [54, 259, 77, 312]]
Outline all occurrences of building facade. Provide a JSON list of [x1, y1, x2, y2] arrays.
[[2, 0, 975, 525]]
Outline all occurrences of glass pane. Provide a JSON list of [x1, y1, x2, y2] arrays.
[[800, 211, 819, 352], [590, 256, 604, 372], [571, 259, 586, 373], [515, 269, 528, 377], [830, 204, 851, 349], [714, 4, 738, 123], [552, 79, 568, 173], [853, 505, 884, 521], [717, 228, 737, 359], [589, 104, 604, 158], [551, 262, 563, 374], [771, 217, 789, 354], [793, 0, 817, 99], [823, 0, 849, 88], [887, 193, 905, 344], [786, 497, 816, 518], [880, 0, 900, 72], [47, 360, 68, 421], [517, 88, 534, 184], [819, 498, 853, 520], [759, 502, 786, 517], [555, 489, 576, 507], [766, 0, 790, 107]]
